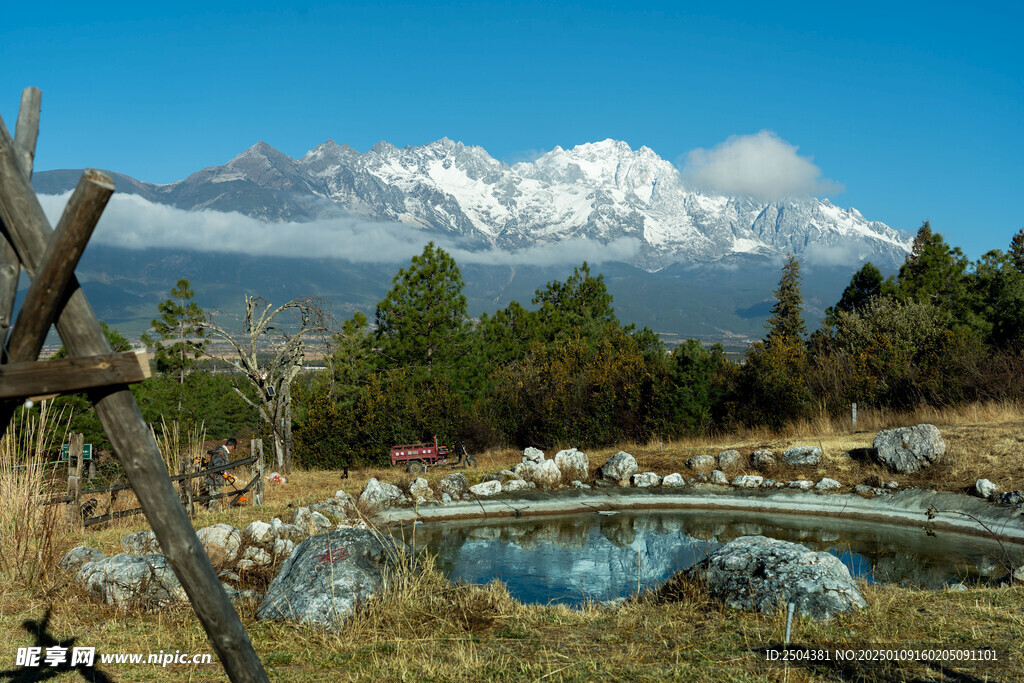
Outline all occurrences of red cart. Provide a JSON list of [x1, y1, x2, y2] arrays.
[[389, 436, 477, 473]]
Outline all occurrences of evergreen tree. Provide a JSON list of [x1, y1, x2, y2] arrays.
[[141, 278, 206, 385], [824, 262, 884, 325], [891, 223, 978, 330], [532, 262, 618, 342], [764, 254, 806, 348], [374, 242, 468, 378], [1010, 228, 1024, 274]]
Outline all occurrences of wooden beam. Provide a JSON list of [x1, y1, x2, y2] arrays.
[[0, 350, 151, 400], [0, 110, 267, 682], [0, 235, 19, 348], [5, 169, 113, 363], [14, 87, 40, 177]]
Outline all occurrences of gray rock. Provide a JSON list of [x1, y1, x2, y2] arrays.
[[439, 473, 469, 499], [358, 478, 405, 510], [717, 450, 743, 470], [270, 518, 307, 543], [593, 479, 614, 489], [59, 546, 105, 573], [121, 530, 162, 555], [998, 491, 1024, 508], [686, 455, 716, 471], [946, 583, 969, 591], [273, 538, 296, 559], [631, 471, 661, 488], [237, 546, 273, 571], [598, 451, 638, 482], [1012, 566, 1024, 584], [853, 484, 875, 496], [77, 554, 186, 608], [408, 477, 434, 500], [710, 470, 729, 485], [661, 473, 685, 487], [520, 459, 562, 489], [501, 481, 536, 491], [783, 446, 822, 467], [243, 521, 275, 548], [787, 480, 815, 491], [440, 492, 453, 504], [752, 449, 777, 469], [498, 469, 518, 480], [258, 529, 407, 628], [682, 536, 867, 620], [886, 481, 899, 490], [815, 478, 842, 491], [570, 480, 591, 489], [732, 475, 763, 488], [334, 489, 356, 506], [973, 479, 998, 499], [522, 447, 545, 463], [469, 480, 502, 497], [872, 424, 946, 474], [554, 448, 589, 482], [196, 524, 242, 569]]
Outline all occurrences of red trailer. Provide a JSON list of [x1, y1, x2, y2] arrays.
[[389, 436, 477, 473]]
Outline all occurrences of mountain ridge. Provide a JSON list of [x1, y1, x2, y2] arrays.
[[33, 137, 911, 272]]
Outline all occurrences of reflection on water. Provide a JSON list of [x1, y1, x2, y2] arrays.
[[397, 510, 1024, 606]]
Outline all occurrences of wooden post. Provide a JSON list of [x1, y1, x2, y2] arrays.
[[179, 458, 193, 517], [252, 439, 264, 507], [67, 432, 84, 528], [851, 402, 858, 430], [0, 106, 267, 681]]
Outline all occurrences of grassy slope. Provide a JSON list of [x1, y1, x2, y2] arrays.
[[3, 402, 1024, 681]]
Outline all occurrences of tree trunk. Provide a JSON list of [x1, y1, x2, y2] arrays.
[[283, 395, 293, 474]]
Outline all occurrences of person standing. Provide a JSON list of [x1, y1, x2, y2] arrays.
[[203, 438, 236, 510]]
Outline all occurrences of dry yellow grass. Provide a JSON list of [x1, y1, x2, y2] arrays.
[[4, 400, 1024, 681]]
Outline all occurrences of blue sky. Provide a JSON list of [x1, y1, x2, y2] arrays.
[[2, 1, 1020, 259]]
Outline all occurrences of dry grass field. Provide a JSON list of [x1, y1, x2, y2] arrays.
[[2, 401, 1023, 681]]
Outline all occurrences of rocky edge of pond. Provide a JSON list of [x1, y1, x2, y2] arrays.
[[58, 422, 1024, 629]]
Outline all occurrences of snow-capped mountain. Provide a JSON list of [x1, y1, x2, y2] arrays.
[[33, 138, 911, 271]]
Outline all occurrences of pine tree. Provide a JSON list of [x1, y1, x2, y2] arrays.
[[374, 242, 468, 377], [1009, 228, 1024, 274], [141, 278, 206, 386], [532, 262, 618, 342], [764, 254, 806, 348], [907, 220, 933, 265], [823, 262, 884, 326]]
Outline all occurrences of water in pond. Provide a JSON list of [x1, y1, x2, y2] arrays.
[[397, 510, 1024, 606]]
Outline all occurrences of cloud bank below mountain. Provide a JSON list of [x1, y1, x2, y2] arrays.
[[39, 192, 641, 267]]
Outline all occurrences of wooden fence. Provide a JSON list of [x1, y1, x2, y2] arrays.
[[46, 435, 265, 527]]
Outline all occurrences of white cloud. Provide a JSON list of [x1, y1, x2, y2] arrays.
[[38, 192, 640, 267], [680, 131, 844, 201]]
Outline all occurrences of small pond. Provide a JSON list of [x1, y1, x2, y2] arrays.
[[395, 510, 1024, 606]]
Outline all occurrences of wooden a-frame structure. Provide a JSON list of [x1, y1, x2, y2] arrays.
[[0, 88, 267, 682]]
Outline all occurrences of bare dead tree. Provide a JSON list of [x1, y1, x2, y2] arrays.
[[201, 296, 332, 473]]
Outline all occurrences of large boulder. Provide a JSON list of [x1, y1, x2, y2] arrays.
[[681, 536, 867, 620], [257, 529, 406, 628], [469, 480, 502, 497], [358, 478, 404, 510], [710, 470, 730, 485], [196, 524, 242, 569], [752, 450, 777, 469], [77, 554, 186, 608], [439, 473, 468, 499], [243, 521, 276, 548], [598, 451, 638, 482], [121, 530, 162, 555], [520, 459, 562, 489], [686, 455, 716, 472], [631, 472, 661, 488], [815, 478, 842, 492], [717, 450, 743, 471], [973, 479, 998, 499], [662, 473, 685, 487], [731, 475, 763, 489], [59, 546, 105, 574], [408, 477, 434, 501], [554, 448, 589, 482], [503, 479, 536, 492], [872, 424, 946, 474], [522, 447, 545, 464], [783, 446, 822, 467], [998, 491, 1024, 509]]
